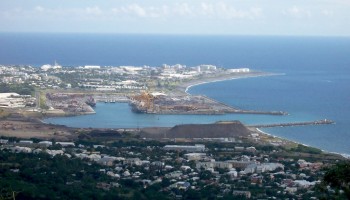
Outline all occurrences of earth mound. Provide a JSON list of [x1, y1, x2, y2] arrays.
[[140, 121, 250, 139]]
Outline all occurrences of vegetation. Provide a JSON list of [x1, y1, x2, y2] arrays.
[[291, 144, 322, 154], [39, 92, 49, 110], [0, 151, 122, 199], [0, 109, 10, 119], [0, 83, 35, 96], [322, 161, 350, 199], [0, 134, 348, 200]]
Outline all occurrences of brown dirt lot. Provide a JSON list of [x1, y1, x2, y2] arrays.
[[0, 120, 74, 140]]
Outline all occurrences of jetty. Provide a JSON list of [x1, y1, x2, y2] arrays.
[[248, 119, 335, 128], [203, 95, 288, 116], [230, 110, 288, 115]]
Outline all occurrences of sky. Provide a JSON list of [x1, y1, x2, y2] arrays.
[[1, 0, 350, 36]]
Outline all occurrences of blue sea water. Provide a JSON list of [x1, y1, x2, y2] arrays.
[[1, 33, 350, 155]]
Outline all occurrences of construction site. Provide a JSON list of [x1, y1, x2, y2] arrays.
[[129, 92, 287, 115], [45, 93, 96, 115]]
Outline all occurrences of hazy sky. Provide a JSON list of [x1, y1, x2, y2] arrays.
[[1, 0, 350, 36]]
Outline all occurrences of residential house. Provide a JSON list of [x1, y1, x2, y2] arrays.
[[232, 190, 251, 199], [124, 158, 142, 166], [163, 144, 205, 152]]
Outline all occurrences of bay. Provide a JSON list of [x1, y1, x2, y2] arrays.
[[1, 33, 350, 155]]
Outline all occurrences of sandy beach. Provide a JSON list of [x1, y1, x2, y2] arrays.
[[176, 71, 281, 94]]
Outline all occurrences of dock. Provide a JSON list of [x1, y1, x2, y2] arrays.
[[247, 119, 335, 128]]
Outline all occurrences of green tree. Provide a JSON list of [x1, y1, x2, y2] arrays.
[[199, 170, 213, 180], [185, 189, 201, 200], [323, 162, 350, 198]]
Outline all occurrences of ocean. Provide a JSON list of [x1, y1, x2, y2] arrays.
[[1, 33, 350, 155]]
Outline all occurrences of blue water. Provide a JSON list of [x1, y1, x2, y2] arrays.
[[44, 102, 315, 129], [1, 33, 350, 155]]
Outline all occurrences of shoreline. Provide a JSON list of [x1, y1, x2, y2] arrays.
[[38, 71, 348, 158], [255, 128, 350, 159], [178, 72, 350, 158], [182, 72, 284, 94]]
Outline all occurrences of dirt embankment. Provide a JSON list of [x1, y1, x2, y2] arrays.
[[140, 121, 250, 139], [0, 118, 75, 140]]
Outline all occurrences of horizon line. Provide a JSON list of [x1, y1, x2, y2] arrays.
[[1, 31, 350, 38]]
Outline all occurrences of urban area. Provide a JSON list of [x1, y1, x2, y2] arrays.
[[0, 63, 349, 199], [0, 63, 279, 116], [0, 128, 348, 199]]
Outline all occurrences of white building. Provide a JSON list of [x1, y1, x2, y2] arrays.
[[0, 139, 9, 144], [56, 142, 75, 147], [180, 166, 192, 171], [228, 68, 250, 73], [46, 149, 64, 156], [163, 144, 205, 152], [0, 93, 25, 108], [39, 141, 53, 147], [165, 171, 183, 179], [18, 140, 33, 145], [227, 169, 238, 178], [196, 161, 233, 170], [198, 65, 217, 71], [184, 153, 207, 161], [285, 187, 298, 193], [41, 62, 62, 71], [84, 65, 101, 69], [293, 180, 317, 188], [123, 158, 142, 166], [10, 146, 32, 153], [244, 163, 284, 174]]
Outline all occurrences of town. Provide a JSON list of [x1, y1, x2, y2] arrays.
[[0, 63, 249, 92], [0, 119, 348, 200], [1, 63, 281, 116], [0, 132, 345, 199], [0, 63, 348, 199]]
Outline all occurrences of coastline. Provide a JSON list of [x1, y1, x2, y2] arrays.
[[37, 71, 348, 158], [178, 72, 350, 158], [181, 72, 283, 94], [255, 128, 350, 159]]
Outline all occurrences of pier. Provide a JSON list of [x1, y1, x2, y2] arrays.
[[129, 93, 289, 115], [199, 95, 288, 116], [229, 110, 288, 115], [248, 119, 335, 128]]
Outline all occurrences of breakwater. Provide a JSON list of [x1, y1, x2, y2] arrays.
[[248, 119, 335, 128], [203, 95, 287, 116], [229, 110, 288, 115]]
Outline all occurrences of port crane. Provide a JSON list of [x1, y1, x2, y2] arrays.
[[130, 91, 155, 112]]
